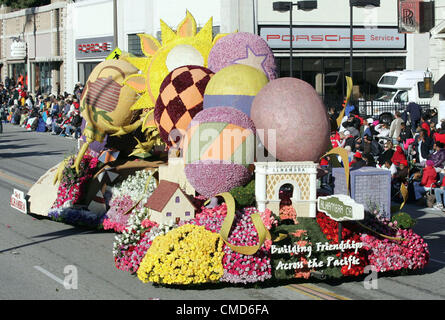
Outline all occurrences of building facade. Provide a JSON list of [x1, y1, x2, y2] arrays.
[[0, 0, 437, 103], [65, 0, 228, 93], [256, 0, 431, 103], [0, 0, 67, 96]]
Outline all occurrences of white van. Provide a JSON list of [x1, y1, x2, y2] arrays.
[[360, 70, 433, 116]]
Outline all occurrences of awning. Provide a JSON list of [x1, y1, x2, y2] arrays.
[[6, 59, 26, 64]]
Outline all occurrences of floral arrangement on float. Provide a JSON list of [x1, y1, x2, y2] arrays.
[[30, 11, 430, 288], [47, 154, 104, 228], [102, 169, 157, 232]]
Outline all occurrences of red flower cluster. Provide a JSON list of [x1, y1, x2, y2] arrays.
[[316, 212, 368, 277], [52, 155, 99, 209]]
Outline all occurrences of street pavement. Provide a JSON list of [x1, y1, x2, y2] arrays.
[[0, 123, 444, 300]]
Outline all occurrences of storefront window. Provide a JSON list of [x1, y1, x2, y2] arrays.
[[35, 62, 52, 94], [9, 63, 27, 88], [385, 58, 405, 72], [364, 58, 386, 98], [302, 58, 323, 93], [128, 34, 144, 57], [78, 62, 100, 85], [274, 56, 405, 103], [276, 57, 301, 78]]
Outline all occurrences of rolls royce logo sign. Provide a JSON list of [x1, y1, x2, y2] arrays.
[[398, 0, 420, 33], [260, 26, 405, 50]]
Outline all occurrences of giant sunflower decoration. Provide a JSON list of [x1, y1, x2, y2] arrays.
[[123, 11, 225, 138]]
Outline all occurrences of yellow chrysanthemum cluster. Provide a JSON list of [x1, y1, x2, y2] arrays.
[[137, 224, 224, 285]]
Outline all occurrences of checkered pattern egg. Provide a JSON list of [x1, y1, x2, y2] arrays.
[[155, 65, 214, 148]]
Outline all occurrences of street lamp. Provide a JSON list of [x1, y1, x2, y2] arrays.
[[424, 68, 433, 93], [273, 1, 317, 77], [349, 0, 380, 83]]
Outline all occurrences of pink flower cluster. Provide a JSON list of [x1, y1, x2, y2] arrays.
[[141, 219, 158, 230], [115, 232, 152, 274], [279, 205, 297, 224], [103, 195, 135, 232], [220, 207, 272, 284], [53, 155, 99, 209], [114, 222, 160, 274], [196, 203, 227, 219], [180, 203, 227, 233], [260, 209, 278, 230], [360, 229, 430, 273], [103, 219, 127, 233]]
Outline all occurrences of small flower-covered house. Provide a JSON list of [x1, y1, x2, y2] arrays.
[[144, 180, 196, 224]]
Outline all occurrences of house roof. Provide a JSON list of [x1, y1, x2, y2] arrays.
[[145, 180, 195, 212]]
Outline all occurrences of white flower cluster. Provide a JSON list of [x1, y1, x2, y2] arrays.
[[112, 209, 178, 258], [143, 221, 178, 246], [111, 169, 158, 201]]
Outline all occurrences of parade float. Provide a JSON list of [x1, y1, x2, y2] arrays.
[[23, 11, 429, 287]]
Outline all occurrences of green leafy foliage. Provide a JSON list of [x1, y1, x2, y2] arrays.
[[0, 0, 51, 9], [229, 179, 255, 207], [391, 212, 417, 230]]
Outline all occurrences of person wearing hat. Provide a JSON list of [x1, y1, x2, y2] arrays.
[[413, 160, 437, 201], [351, 151, 366, 170], [391, 145, 407, 167]]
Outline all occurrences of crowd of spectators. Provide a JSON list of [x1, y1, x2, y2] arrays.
[[323, 102, 445, 212], [0, 79, 84, 139]]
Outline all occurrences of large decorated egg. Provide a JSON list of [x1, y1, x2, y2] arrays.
[[203, 64, 268, 117], [80, 59, 139, 133], [208, 32, 277, 80], [251, 78, 331, 162], [154, 65, 214, 148], [183, 107, 256, 198]]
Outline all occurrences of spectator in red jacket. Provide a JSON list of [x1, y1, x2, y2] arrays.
[[434, 122, 445, 145], [421, 115, 431, 137], [413, 160, 437, 200], [391, 145, 407, 166]]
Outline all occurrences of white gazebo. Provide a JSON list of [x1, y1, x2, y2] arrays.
[[254, 162, 318, 218]]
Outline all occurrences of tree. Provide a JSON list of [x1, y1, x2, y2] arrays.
[[0, 0, 51, 9]]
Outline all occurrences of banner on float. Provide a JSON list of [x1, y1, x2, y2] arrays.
[[10, 188, 28, 214]]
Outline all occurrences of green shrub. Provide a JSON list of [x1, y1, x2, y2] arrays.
[[391, 212, 416, 230], [229, 179, 256, 207]]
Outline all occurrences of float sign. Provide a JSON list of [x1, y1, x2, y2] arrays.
[[10, 189, 27, 214], [318, 195, 364, 221]]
